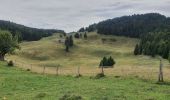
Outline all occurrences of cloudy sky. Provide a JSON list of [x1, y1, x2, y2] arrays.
[[0, 0, 170, 32]]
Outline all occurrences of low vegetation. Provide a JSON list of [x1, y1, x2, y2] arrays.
[[1, 61, 170, 99]]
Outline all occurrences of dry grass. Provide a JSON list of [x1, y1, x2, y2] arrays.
[[6, 32, 170, 79]]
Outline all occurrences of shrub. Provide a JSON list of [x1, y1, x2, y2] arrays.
[[99, 56, 115, 67], [59, 94, 82, 100], [75, 74, 82, 78], [7, 60, 14, 67], [35, 93, 46, 98], [95, 73, 105, 79]]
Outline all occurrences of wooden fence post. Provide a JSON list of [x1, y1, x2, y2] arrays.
[[77, 66, 80, 76], [30, 64, 32, 71], [43, 66, 46, 74], [56, 66, 59, 75]]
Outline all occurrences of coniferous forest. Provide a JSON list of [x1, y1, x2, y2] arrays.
[[0, 20, 65, 41], [83, 13, 170, 60]]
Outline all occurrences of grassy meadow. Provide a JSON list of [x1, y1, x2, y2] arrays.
[[6, 32, 170, 77], [1, 61, 170, 100], [1, 32, 170, 99]]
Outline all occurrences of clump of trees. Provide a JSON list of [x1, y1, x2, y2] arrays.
[[134, 32, 170, 60], [99, 56, 115, 67], [0, 30, 19, 61], [65, 35, 74, 52], [74, 33, 80, 39]]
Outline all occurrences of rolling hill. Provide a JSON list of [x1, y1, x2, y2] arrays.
[[6, 32, 170, 76]]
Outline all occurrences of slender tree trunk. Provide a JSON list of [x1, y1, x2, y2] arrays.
[[0, 53, 5, 61]]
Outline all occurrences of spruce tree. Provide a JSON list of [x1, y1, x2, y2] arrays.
[[69, 35, 74, 47], [84, 32, 87, 39], [66, 45, 69, 52], [65, 37, 70, 52], [74, 33, 80, 38], [103, 57, 108, 66], [108, 56, 115, 66], [134, 44, 139, 55]]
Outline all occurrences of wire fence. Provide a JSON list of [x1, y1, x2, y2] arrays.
[[5, 58, 170, 80]]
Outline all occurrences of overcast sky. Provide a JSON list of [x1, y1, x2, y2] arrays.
[[0, 0, 170, 32]]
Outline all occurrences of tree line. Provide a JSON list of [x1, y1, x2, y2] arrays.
[[80, 13, 170, 38], [134, 31, 170, 61], [0, 20, 65, 41]]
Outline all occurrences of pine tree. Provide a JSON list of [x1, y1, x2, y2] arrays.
[[74, 33, 80, 38], [84, 32, 87, 39], [134, 44, 139, 55], [65, 45, 69, 52], [108, 56, 115, 66], [65, 37, 70, 52], [103, 57, 108, 66], [69, 35, 74, 47]]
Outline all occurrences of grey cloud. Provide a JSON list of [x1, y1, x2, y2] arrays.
[[0, 0, 169, 32]]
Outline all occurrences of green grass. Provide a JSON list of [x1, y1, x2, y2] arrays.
[[6, 32, 170, 77], [7, 32, 170, 68], [1, 62, 170, 100]]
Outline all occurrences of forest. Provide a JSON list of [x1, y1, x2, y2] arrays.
[[82, 13, 170, 60], [0, 20, 65, 41]]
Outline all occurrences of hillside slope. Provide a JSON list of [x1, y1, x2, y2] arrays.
[[6, 32, 169, 75]]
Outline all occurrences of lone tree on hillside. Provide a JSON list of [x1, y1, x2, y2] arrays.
[[107, 56, 115, 66], [0, 30, 19, 61], [99, 56, 115, 67], [84, 32, 87, 39], [134, 44, 139, 55], [69, 35, 74, 47], [74, 33, 80, 38], [65, 37, 70, 52], [64, 36, 74, 52]]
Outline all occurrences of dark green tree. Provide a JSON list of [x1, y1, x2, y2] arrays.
[[0, 30, 19, 61], [99, 57, 108, 67], [65, 45, 69, 52], [107, 56, 115, 66], [69, 35, 74, 47], [134, 44, 139, 55], [84, 32, 87, 39], [65, 37, 70, 52], [74, 33, 80, 38], [79, 27, 85, 32]]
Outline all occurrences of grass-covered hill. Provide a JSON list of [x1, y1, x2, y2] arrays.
[[7, 32, 170, 76], [1, 61, 170, 100], [0, 20, 65, 41]]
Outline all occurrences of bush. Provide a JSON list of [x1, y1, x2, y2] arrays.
[[99, 56, 115, 67], [95, 73, 105, 79], [75, 74, 82, 78], [59, 94, 82, 100], [7, 60, 14, 67], [35, 93, 46, 98]]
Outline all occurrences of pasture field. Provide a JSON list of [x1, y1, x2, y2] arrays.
[[1, 62, 170, 100], [6, 32, 170, 77]]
